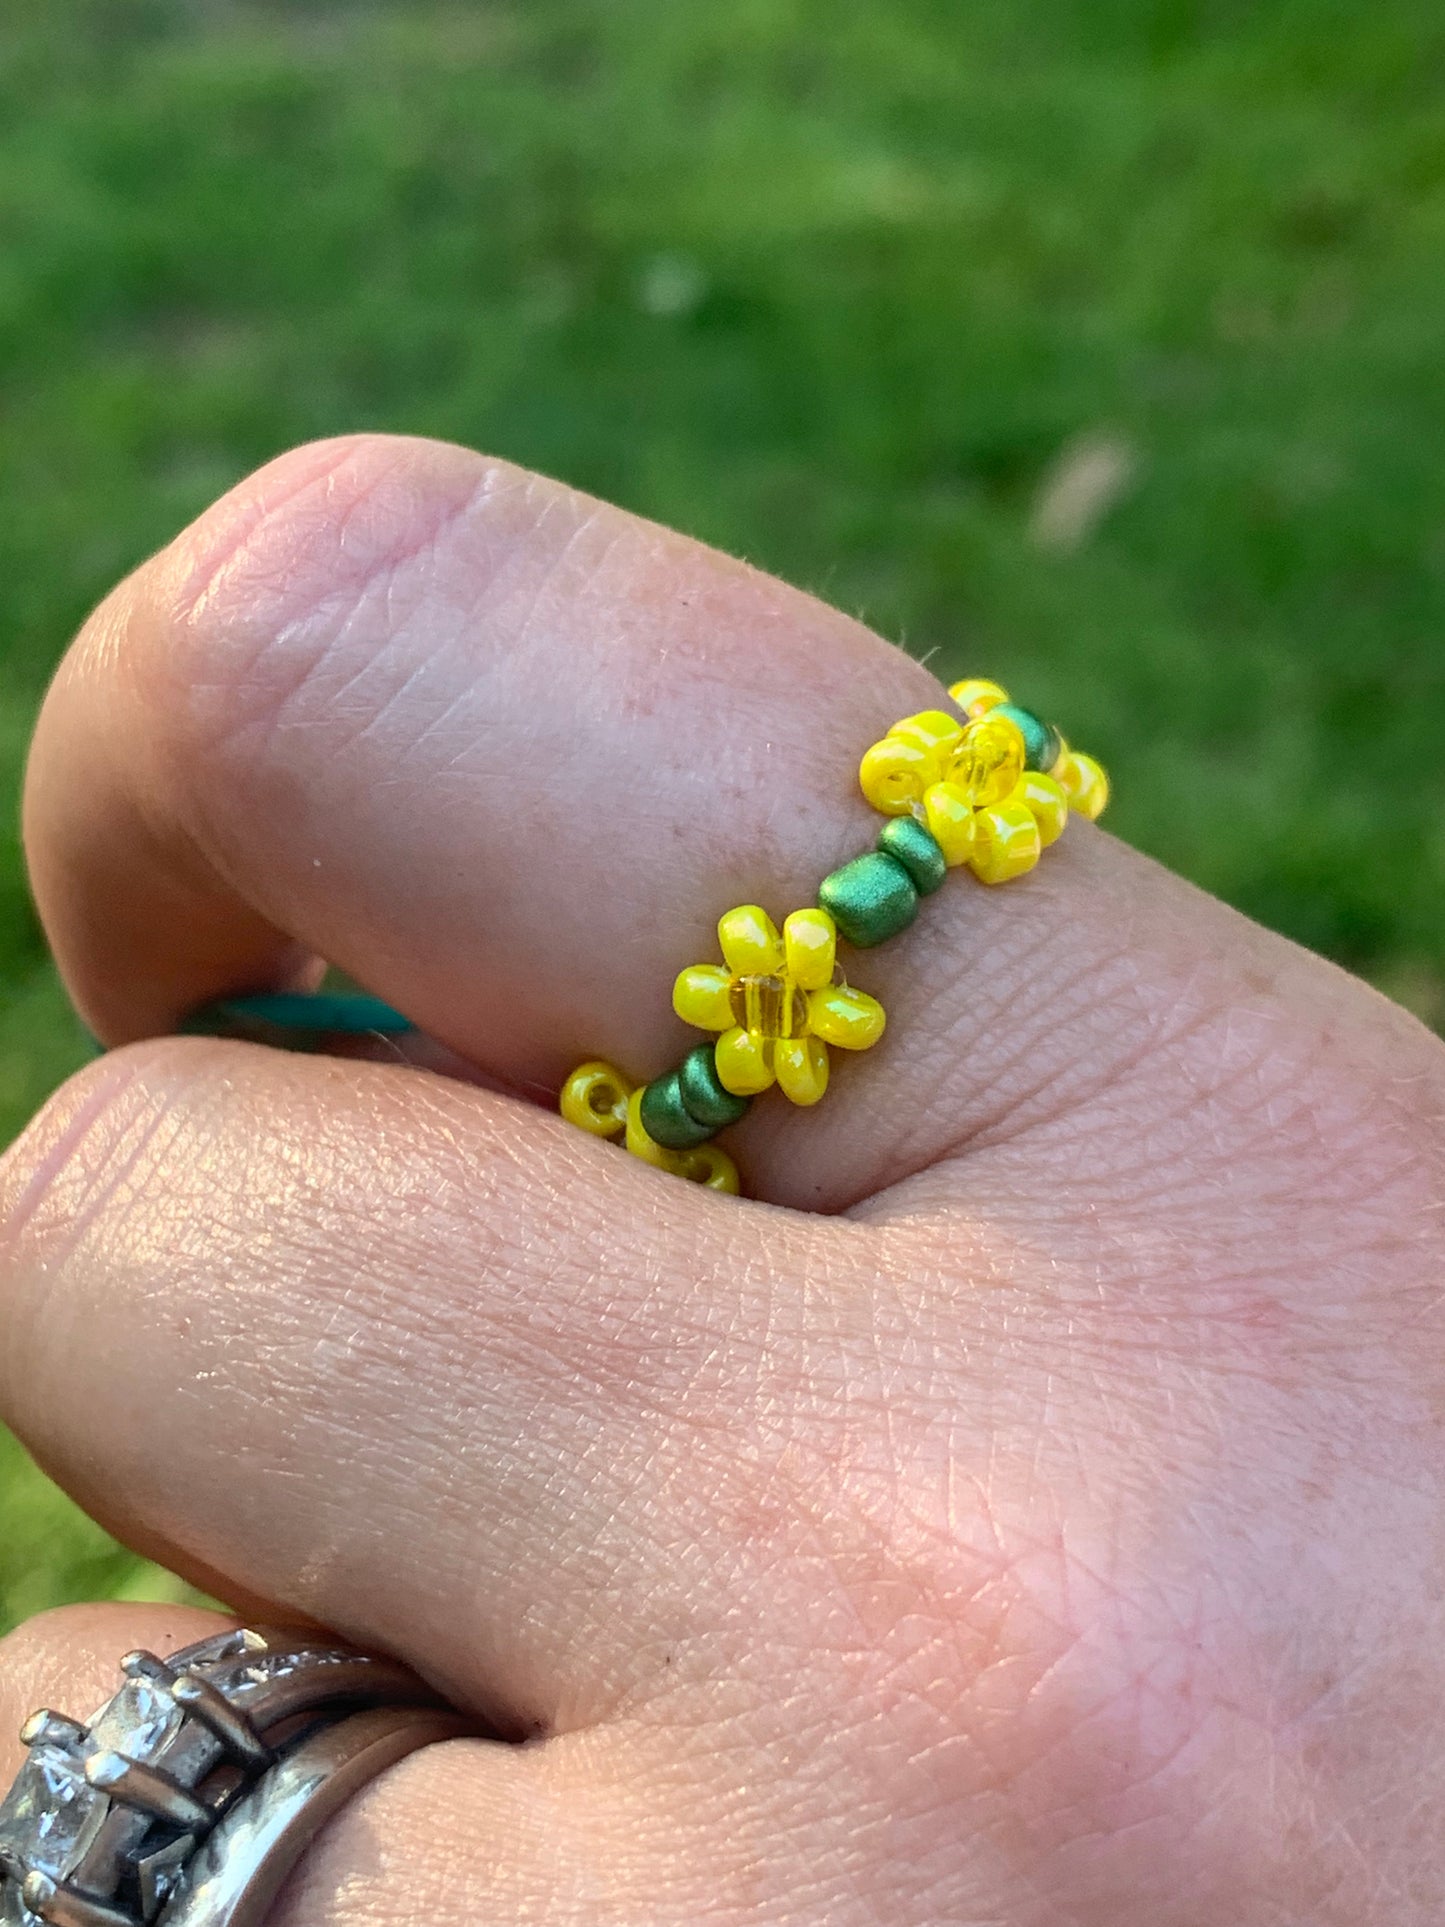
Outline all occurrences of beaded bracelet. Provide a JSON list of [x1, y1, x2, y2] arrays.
[[559, 679, 1108, 1195]]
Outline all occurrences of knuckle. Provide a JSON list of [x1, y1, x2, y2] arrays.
[[68, 436, 524, 822], [135, 434, 499, 761]]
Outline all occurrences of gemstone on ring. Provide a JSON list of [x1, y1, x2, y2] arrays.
[[87, 1679, 185, 1769], [0, 1743, 107, 1925]]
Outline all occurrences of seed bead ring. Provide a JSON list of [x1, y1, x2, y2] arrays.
[[559, 678, 1109, 1194], [177, 676, 1107, 1200]]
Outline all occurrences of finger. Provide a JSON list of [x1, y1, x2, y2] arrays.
[[0, 1036, 869, 1725], [0, 1040, 963, 1917], [0, 1607, 680, 1927], [21, 431, 1370, 1213]]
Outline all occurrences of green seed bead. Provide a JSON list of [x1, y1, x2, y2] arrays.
[[991, 702, 1062, 773], [818, 851, 919, 948], [678, 1044, 752, 1130], [876, 816, 947, 896], [639, 1070, 717, 1151]]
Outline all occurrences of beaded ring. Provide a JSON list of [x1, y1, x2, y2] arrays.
[[560, 678, 1108, 1195]]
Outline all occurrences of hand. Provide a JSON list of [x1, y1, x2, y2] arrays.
[[1, 436, 1441, 1925]]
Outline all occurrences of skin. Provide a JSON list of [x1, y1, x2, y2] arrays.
[[0, 435, 1443, 1923]]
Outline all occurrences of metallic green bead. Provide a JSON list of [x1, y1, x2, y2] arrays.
[[991, 702, 1062, 773], [678, 1044, 751, 1130], [818, 851, 919, 948], [639, 1071, 717, 1151], [876, 816, 947, 896]]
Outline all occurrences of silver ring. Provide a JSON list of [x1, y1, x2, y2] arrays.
[[0, 1627, 470, 1927]]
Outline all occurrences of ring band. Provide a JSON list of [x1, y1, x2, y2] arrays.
[[157, 1705, 467, 1927], [0, 1627, 470, 1927]]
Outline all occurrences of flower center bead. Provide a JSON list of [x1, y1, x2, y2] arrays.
[[945, 714, 1026, 806], [729, 973, 809, 1039]]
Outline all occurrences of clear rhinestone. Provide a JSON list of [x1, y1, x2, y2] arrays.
[[137, 1834, 192, 1917], [0, 1744, 105, 1885], [88, 1679, 184, 1764], [209, 1647, 352, 1697]]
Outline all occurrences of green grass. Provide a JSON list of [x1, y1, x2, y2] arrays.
[[3, 0, 1445, 1627]]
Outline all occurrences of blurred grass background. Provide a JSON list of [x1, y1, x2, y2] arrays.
[[3, 0, 1445, 1628]]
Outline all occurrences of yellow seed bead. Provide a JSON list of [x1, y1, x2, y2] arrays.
[[888, 709, 964, 757], [774, 1035, 830, 1106], [673, 964, 735, 1031], [970, 799, 1043, 884], [560, 1061, 632, 1138], [783, 908, 837, 990], [718, 904, 784, 976], [715, 1025, 776, 1095], [1057, 749, 1110, 821], [625, 1087, 679, 1169], [859, 734, 933, 816], [625, 1092, 744, 1193], [948, 677, 1009, 719], [807, 984, 887, 1051], [1013, 770, 1068, 847], [922, 781, 977, 866], [945, 714, 1026, 807], [677, 1144, 742, 1194]]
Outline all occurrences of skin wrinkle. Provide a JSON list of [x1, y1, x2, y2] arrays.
[[174, 444, 494, 679], [815, 847, 1314, 1214], [942, 949, 1230, 1163], [168, 587, 506, 925], [1031, 1104, 1394, 1229], [253, 475, 577, 779], [0, 1067, 197, 1287], [873, 903, 1433, 1224], [887, 985, 1445, 1246], [908, 1161, 1421, 1341], [598, 1677, 948, 1922], [0, 1051, 145, 1252]]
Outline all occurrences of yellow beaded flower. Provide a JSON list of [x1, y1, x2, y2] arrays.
[[673, 905, 886, 1106], [859, 678, 1108, 885]]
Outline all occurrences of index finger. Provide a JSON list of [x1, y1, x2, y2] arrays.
[[21, 433, 1371, 1211]]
